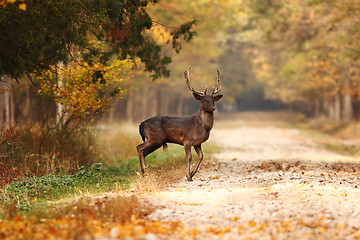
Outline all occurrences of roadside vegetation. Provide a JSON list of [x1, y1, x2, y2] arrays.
[[278, 113, 360, 157], [1, 0, 359, 238], [0, 112, 357, 239], [293, 118, 360, 157], [0, 121, 215, 239], [0, 122, 189, 215], [217, 111, 360, 157]]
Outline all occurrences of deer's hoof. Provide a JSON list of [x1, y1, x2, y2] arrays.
[[187, 178, 193, 182]]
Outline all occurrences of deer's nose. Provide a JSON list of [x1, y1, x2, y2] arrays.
[[210, 107, 216, 111]]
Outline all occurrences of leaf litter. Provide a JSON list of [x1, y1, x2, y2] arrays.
[[145, 119, 360, 239], [2, 116, 360, 239]]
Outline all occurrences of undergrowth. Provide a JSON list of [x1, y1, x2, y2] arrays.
[[0, 121, 213, 219], [219, 112, 360, 156], [0, 195, 154, 239], [0, 124, 188, 217], [287, 114, 360, 156], [0, 124, 97, 187], [0, 148, 187, 215]]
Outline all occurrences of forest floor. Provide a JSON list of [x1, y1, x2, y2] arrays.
[[142, 112, 360, 239], [3, 112, 360, 239]]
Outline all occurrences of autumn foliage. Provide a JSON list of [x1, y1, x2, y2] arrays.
[[247, 0, 360, 120], [36, 56, 133, 124], [0, 195, 178, 239], [0, 0, 25, 11]]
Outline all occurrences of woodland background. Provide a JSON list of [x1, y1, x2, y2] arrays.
[[2, 0, 360, 126], [1, 1, 360, 238], [0, 0, 360, 192]]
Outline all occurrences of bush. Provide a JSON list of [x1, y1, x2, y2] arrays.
[[0, 127, 27, 187], [0, 124, 98, 187]]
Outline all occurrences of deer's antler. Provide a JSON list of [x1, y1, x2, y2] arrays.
[[211, 70, 222, 95], [184, 66, 207, 96]]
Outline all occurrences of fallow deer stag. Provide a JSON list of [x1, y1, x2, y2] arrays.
[[136, 67, 223, 181]]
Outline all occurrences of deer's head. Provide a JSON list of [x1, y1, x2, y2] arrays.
[[184, 67, 223, 113]]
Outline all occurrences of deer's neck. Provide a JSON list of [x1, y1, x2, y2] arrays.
[[198, 109, 214, 131]]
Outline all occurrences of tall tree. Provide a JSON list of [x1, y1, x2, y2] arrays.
[[246, 0, 360, 120], [0, 0, 196, 81]]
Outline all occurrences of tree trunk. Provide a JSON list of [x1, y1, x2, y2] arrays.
[[150, 86, 159, 117], [0, 80, 4, 125], [325, 98, 334, 119], [126, 78, 135, 123], [19, 84, 31, 123], [108, 103, 116, 123], [23, 84, 31, 121], [10, 84, 15, 125], [156, 87, 162, 116], [0, 96, 3, 125], [342, 90, 352, 122], [56, 62, 65, 124], [314, 99, 320, 118], [142, 85, 148, 120], [3, 76, 12, 126], [4, 87, 9, 126], [334, 94, 341, 121], [161, 86, 170, 115], [177, 95, 184, 116]]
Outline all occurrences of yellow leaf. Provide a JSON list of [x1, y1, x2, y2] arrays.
[[18, 3, 26, 11], [248, 220, 256, 228], [260, 222, 268, 229], [338, 223, 344, 231]]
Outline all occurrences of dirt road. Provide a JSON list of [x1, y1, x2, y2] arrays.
[[145, 113, 360, 239]]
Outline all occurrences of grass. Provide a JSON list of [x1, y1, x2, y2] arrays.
[[286, 115, 360, 156], [0, 151, 187, 216], [323, 143, 360, 156], [216, 111, 360, 157], [0, 135, 209, 239], [0, 122, 199, 218], [221, 111, 360, 157]]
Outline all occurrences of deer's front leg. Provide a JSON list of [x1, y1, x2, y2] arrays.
[[190, 144, 203, 178], [184, 143, 193, 181]]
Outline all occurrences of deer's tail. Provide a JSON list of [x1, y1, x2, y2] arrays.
[[139, 122, 146, 142], [163, 143, 168, 151]]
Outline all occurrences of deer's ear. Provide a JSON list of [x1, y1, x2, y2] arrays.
[[213, 94, 223, 101], [193, 92, 202, 101]]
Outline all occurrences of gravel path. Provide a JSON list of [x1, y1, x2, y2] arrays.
[[145, 115, 360, 239]]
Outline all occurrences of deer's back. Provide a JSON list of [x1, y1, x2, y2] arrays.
[[140, 116, 201, 145]]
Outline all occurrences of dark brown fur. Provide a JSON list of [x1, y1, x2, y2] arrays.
[[137, 93, 222, 181]]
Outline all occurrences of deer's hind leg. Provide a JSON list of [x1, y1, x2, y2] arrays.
[[136, 140, 163, 175], [136, 142, 148, 175], [190, 144, 204, 178]]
